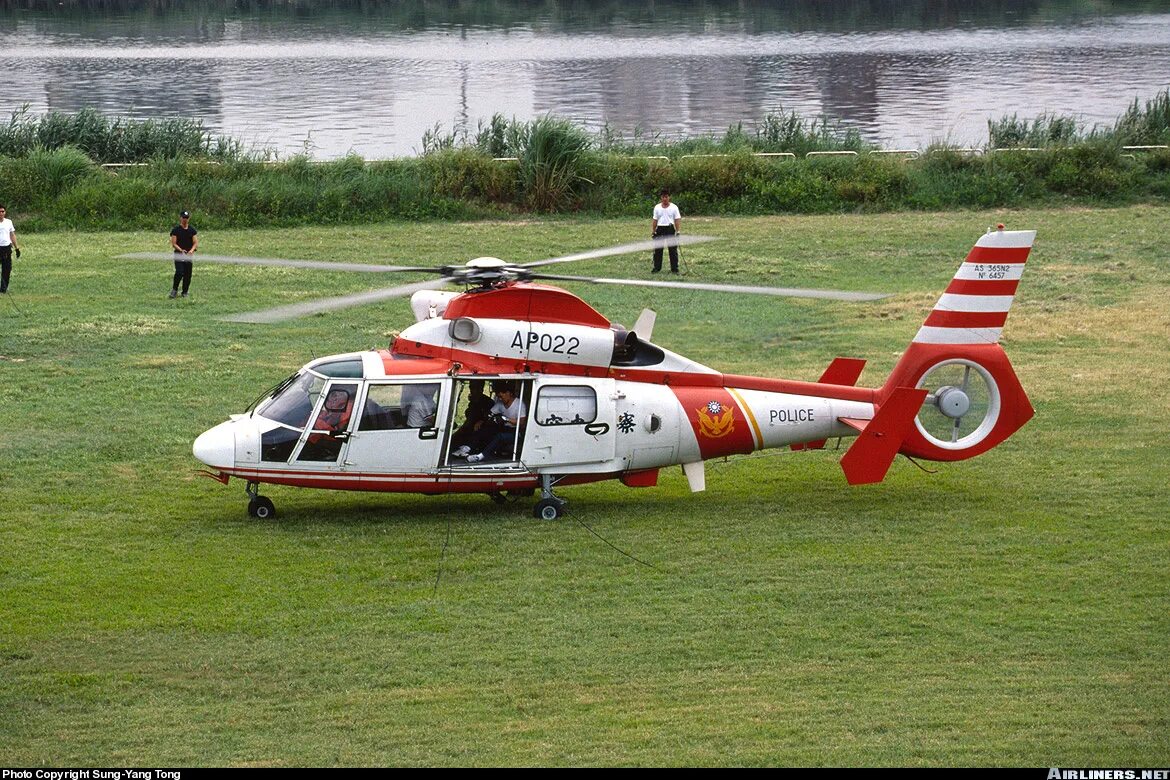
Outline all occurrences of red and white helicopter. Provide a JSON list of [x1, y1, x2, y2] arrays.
[[126, 227, 1035, 519]]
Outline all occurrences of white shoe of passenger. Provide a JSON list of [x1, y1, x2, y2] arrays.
[[453, 445, 471, 457], [466, 453, 484, 463]]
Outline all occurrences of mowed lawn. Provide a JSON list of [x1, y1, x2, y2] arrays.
[[0, 207, 1167, 766]]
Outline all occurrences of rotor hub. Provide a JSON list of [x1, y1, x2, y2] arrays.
[[934, 385, 971, 419], [438, 257, 533, 287]]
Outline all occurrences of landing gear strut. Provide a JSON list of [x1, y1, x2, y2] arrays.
[[245, 481, 276, 519], [533, 474, 566, 520]]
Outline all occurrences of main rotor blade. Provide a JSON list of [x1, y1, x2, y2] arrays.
[[119, 252, 436, 274], [529, 273, 890, 301], [523, 235, 718, 269], [221, 278, 453, 324]]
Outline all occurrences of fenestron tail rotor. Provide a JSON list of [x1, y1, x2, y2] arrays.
[[915, 360, 999, 447]]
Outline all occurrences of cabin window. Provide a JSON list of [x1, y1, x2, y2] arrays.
[[359, 382, 442, 431], [535, 385, 597, 426]]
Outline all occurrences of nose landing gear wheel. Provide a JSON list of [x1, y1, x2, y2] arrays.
[[248, 495, 276, 519]]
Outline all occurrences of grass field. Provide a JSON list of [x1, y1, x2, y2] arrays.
[[1, 207, 1167, 766]]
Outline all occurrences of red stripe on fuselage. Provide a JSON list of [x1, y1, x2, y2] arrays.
[[217, 466, 635, 494], [220, 466, 541, 493], [722, 375, 877, 404]]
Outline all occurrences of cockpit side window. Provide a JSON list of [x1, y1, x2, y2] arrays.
[[298, 383, 358, 463], [310, 386, 355, 433]]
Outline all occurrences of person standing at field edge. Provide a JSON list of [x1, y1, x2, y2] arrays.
[[650, 188, 681, 274], [169, 209, 198, 298], [0, 204, 22, 294]]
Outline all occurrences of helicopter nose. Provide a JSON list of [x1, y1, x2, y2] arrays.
[[193, 421, 236, 469]]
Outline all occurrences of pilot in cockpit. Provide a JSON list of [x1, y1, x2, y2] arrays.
[[313, 388, 353, 433]]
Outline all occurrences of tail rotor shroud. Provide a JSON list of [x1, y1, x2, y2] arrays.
[[915, 359, 1000, 448]]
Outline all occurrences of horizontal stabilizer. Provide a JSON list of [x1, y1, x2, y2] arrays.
[[818, 357, 867, 386], [839, 387, 927, 485], [838, 417, 869, 433], [792, 357, 869, 451]]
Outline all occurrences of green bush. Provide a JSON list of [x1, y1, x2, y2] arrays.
[[422, 148, 518, 204], [8, 99, 1170, 230]]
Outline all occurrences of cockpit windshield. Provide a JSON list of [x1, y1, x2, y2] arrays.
[[255, 371, 327, 428]]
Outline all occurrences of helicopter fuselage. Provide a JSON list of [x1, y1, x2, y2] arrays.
[[193, 284, 879, 498]]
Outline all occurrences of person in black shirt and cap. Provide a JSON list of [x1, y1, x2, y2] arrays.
[[169, 210, 199, 298]]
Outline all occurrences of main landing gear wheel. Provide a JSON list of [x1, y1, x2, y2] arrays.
[[534, 498, 565, 520], [248, 495, 276, 519], [534, 474, 567, 520]]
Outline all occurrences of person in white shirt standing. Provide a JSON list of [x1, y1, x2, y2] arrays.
[[650, 188, 681, 274], [0, 204, 21, 294]]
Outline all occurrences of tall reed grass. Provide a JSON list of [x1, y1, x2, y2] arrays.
[[988, 89, 1170, 148], [0, 106, 250, 163]]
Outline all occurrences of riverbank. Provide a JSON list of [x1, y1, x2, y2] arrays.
[[4, 142, 1169, 232], [3, 96, 1169, 230]]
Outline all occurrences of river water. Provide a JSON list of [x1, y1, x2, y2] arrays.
[[4, 1, 1170, 159]]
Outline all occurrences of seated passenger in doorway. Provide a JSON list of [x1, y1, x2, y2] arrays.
[[465, 382, 526, 463]]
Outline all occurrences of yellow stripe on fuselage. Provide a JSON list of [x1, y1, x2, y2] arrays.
[[726, 387, 762, 450]]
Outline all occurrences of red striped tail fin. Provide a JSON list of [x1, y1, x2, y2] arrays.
[[913, 227, 1035, 346], [879, 228, 1036, 463]]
